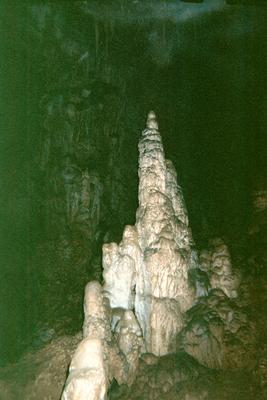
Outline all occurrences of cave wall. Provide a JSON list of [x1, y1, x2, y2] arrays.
[[29, 4, 144, 338]]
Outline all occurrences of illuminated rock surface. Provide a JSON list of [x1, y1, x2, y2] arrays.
[[199, 238, 240, 299], [61, 112, 197, 398], [62, 338, 108, 400], [59, 112, 258, 399], [134, 112, 194, 355], [177, 288, 256, 369], [0, 114, 264, 400], [102, 112, 195, 357]]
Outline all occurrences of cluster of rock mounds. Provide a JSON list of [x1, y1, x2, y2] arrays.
[[109, 351, 260, 400], [61, 113, 256, 399], [180, 238, 256, 370], [62, 281, 143, 400], [62, 110, 194, 398]]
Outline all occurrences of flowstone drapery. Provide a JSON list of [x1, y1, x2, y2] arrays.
[[62, 112, 254, 400]]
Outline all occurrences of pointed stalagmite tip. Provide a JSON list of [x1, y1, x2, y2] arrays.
[[146, 111, 158, 130]]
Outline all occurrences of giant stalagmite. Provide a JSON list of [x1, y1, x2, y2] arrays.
[[62, 112, 196, 399], [134, 111, 194, 354], [103, 111, 195, 356]]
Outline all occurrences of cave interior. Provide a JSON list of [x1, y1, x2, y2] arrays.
[[1, 1, 267, 399]]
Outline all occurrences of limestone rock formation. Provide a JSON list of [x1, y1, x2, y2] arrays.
[[62, 338, 108, 400], [62, 281, 142, 399], [109, 350, 259, 400], [199, 238, 240, 299], [176, 239, 255, 370], [103, 238, 137, 311], [83, 281, 112, 342], [103, 111, 195, 357], [177, 288, 256, 369], [62, 112, 197, 398], [62, 112, 256, 398], [114, 310, 144, 386], [61, 282, 110, 400]]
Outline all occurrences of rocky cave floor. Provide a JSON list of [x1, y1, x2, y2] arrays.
[[1, 266, 266, 400]]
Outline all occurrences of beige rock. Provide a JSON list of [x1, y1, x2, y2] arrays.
[[63, 112, 201, 395], [149, 297, 184, 355], [62, 369, 106, 400], [83, 281, 111, 341], [146, 110, 158, 130], [116, 310, 144, 385], [209, 239, 240, 298], [61, 338, 107, 400], [177, 289, 256, 369], [68, 338, 105, 372], [101, 112, 195, 358], [134, 112, 194, 355], [103, 242, 136, 310]]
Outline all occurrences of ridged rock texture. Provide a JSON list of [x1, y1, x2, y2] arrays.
[[103, 111, 195, 359], [199, 238, 240, 299], [62, 112, 195, 398], [62, 113, 256, 399]]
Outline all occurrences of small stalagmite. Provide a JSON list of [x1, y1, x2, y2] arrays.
[[61, 338, 108, 400]]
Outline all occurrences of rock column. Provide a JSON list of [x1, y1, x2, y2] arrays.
[[103, 112, 194, 356], [63, 112, 197, 399], [134, 112, 194, 355]]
